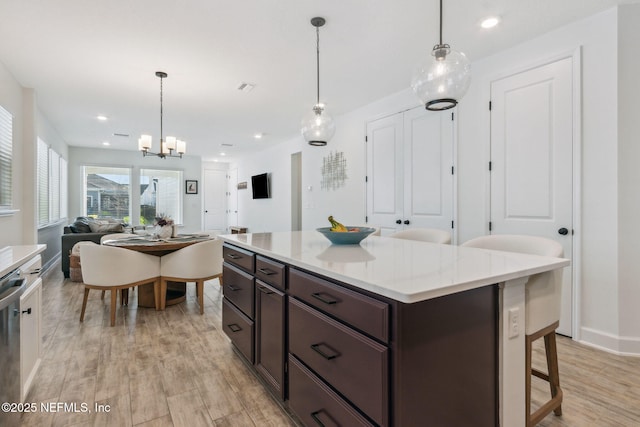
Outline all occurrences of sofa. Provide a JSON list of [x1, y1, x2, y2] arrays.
[[61, 217, 126, 278]]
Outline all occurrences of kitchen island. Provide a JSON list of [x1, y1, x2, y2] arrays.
[[218, 231, 569, 427]]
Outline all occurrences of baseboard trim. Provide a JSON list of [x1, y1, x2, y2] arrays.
[[578, 326, 640, 357]]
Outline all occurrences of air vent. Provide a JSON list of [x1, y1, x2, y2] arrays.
[[237, 82, 255, 92], [112, 133, 129, 137]]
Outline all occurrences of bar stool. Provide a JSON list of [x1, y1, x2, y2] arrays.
[[460, 234, 564, 426], [388, 228, 451, 244]]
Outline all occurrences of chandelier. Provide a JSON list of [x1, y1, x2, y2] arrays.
[[138, 71, 186, 158], [301, 17, 335, 146], [411, 0, 471, 111]]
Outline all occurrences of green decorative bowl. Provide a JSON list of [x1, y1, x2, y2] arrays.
[[316, 227, 376, 245]]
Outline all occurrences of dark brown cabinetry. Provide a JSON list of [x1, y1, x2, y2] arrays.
[[222, 244, 286, 399], [255, 280, 286, 399], [222, 243, 498, 427]]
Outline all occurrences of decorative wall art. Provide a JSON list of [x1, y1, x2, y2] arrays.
[[321, 151, 348, 190], [185, 180, 198, 194]]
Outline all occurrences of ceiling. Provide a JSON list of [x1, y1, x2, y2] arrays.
[[0, 0, 625, 162]]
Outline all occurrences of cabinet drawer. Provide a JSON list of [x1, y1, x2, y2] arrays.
[[289, 268, 389, 343], [289, 298, 389, 426], [223, 263, 254, 319], [288, 354, 374, 427], [222, 298, 254, 363], [255, 255, 285, 291], [223, 244, 255, 273]]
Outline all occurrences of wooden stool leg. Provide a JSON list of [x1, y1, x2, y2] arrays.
[[80, 288, 90, 322], [160, 279, 167, 310], [545, 332, 563, 416], [101, 290, 105, 300]]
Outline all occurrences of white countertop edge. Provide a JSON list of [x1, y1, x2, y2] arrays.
[[0, 245, 46, 278], [219, 234, 570, 303]]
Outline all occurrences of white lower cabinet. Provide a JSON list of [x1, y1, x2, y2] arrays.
[[20, 255, 42, 401]]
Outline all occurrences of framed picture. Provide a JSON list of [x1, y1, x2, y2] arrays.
[[185, 180, 198, 194]]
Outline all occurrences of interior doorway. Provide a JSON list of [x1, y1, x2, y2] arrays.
[[291, 152, 302, 231]]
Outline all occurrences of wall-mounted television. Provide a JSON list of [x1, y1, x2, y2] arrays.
[[251, 173, 270, 199]]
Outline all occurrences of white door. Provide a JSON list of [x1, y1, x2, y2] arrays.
[[227, 168, 238, 230], [490, 57, 574, 336], [204, 169, 227, 234], [366, 107, 455, 237], [403, 107, 454, 233], [366, 112, 403, 235]]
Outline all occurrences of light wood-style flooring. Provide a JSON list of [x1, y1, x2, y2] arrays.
[[21, 266, 640, 426]]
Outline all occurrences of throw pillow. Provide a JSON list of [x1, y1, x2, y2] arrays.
[[88, 221, 125, 233], [69, 218, 92, 233]]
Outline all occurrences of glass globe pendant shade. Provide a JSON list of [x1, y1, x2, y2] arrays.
[[411, 45, 471, 111], [301, 104, 335, 146]]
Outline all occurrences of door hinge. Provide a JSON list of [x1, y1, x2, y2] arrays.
[[489, 221, 493, 231], [365, 176, 368, 183], [365, 216, 368, 222], [489, 161, 492, 171], [489, 101, 492, 111], [451, 166, 454, 175], [365, 135, 368, 142], [451, 220, 454, 229], [451, 112, 454, 121]]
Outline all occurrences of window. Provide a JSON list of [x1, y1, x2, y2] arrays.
[[37, 138, 68, 226], [83, 166, 131, 221], [140, 169, 182, 225], [0, 105, 12, 211]]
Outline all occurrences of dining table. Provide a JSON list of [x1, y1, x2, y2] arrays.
[[102, 234, 212, 308]]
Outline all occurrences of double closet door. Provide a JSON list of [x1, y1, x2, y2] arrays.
[[366, 106, 455, 238]]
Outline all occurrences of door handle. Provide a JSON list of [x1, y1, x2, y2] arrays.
[[558, 227, 569, 235], [404, 220, 410, 225], [396, 219, 402, 224]]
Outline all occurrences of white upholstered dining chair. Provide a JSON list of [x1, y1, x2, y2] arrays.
[[159, 239, 224, 314], [388, 228, 451, 244], [460, 234, 564, 426], [79, 244, 161, 326]]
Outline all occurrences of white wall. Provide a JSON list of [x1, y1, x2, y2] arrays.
[[0, 60, 32, 247], [232, 6, 639, 354], [68, 147, 203, 233], [617, 4, 640, 350]]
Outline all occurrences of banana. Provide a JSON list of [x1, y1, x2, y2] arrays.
[[328, 216, 348, 232]]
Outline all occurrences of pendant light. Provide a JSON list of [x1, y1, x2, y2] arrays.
[[138, 71, 186, 159], [411, 0, 471, 111], [301, 17, 335, 146]]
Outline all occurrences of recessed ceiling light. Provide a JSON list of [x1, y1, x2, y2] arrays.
[[220, 152, 226, 156], [237, 82, 256, 92], [481, 16, 500, 29], [254, 133, 263, 139], [97, 115, 108, 121], [102, 141, 110, 146]]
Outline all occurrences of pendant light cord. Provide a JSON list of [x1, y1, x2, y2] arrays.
[[159, 75, 164, 144], [439, 0, 443, 46], [316, 25, 320, 105]]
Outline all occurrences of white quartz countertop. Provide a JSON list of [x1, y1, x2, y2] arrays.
[[0, 245, 46, 278], [219, 231, 570, 303]]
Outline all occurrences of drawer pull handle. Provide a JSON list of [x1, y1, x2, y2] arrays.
[[226, 253, 241, 259], [311, 343, 339, 360], [227, 323, 242, 332], [310, 410, 337, 427], [22, 308, 32, 315], [311, 292, 337, 305], [227, 285, 241, 291], [258, 286, 274, 295], [257, 267, 276, 275]]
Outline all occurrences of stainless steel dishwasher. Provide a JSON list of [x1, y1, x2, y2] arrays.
[[0, 269, 26, 427]]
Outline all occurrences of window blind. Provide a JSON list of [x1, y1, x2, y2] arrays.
[[0, 105, 12, 209], [37, 139, 49, 225]]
